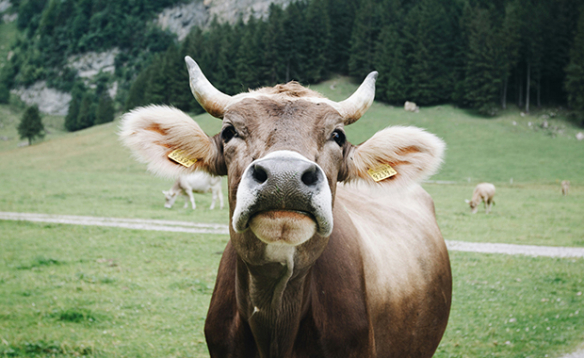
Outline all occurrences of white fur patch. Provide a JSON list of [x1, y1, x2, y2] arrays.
[[264, 244, 296, 265], [119, 105, 215, 178], [349, 126, 446, 191]]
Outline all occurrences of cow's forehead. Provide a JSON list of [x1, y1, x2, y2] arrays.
[[224, 95, 343, 126]]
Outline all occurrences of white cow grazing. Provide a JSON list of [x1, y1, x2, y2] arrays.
[[561, 180, 570, 196], [163, 172, 224, 210], [466, 183, 496, 214]]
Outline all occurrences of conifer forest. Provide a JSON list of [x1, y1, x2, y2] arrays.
[[2, 0, 584, 126]]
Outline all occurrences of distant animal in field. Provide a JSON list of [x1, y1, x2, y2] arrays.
[[561, 180, 570, 196], [466, 183, 496, 214], [404, 101, 419, 112], [163, 172, 224, 210]]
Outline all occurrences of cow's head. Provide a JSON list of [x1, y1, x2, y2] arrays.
[[120, 56, 444, 268]]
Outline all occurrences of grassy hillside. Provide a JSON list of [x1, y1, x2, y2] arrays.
[[1, 76, 582, 245], [1, 75, 583, 358]]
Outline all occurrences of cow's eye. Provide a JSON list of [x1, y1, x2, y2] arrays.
[[221, 125, 238, 143], [331, 129, 346, 146]]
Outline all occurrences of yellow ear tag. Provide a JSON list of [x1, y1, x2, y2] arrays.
[[367, 164, 397, 182], [168, 149, 197, 168]]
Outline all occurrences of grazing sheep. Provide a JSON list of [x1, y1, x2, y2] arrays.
[[561, 180, 570, 196], [466, 183, 496, 214]]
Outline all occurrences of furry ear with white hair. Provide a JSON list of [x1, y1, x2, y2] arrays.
[[344, 126, 445, 189], [119, 105, 220, 178]]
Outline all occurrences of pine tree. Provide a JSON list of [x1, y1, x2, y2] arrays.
[[497, 1, 521, 109], [125, 67, 150, 111], [375, 24, 408, 104], [144, 54, 168, 105], [348, 0, 382, 78], [209, 22, 237, 94], [463, 7, 501, 115], [304, 0, 330, 83], [64, 84, 84, 132], [263, 4, 287, 85], [0, 83, 9, 104], [65, 96, 80, 131], [76, 93, 95, 130], [163, 43, 192, 111], [18, 105, 44, 145], [403, 0, 456, 105], [282, 2, 307, 82], [565, 7, 584, 123], [95, 92, 115, 124], [328, 0, 359, 74], [235, 16, 262, 91]]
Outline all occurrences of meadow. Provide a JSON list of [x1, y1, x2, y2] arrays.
[[0, 77, 583, 357]]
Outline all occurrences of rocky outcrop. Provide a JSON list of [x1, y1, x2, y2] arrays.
[[0, 0, 16, 23], [67, 49, 119, 78], [156, 1, 209, 41], [207, 0, 293, 23], [157, 0, 293, 40], [11, 82, 71, 116], [12, 0, 294, 115]]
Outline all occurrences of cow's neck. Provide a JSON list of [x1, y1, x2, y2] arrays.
[[236, 245, 312, 358]]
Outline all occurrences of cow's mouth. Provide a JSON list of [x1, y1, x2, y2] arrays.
[[232, 151, 334, 243], [247, 209, 317, 246]]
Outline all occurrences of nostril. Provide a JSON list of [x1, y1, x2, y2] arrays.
[[301, 167, 319, 186], [252, 164, 268, 184]]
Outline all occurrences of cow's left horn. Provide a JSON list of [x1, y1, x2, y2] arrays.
[[336, 71, 378, 125], [185, 56, 232, 119]]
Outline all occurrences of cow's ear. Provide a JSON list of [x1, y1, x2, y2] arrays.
[[344, 126, 445, 187], [120, 105, 222, 178]]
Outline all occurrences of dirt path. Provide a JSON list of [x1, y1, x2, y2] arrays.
[[0, 211, 228, 235], [2, 211, 584, 258]]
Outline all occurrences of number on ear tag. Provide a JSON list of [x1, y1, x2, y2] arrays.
[[168, 149, 197, 168], [367, 164, 397, 182]]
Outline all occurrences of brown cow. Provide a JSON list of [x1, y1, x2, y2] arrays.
[[466, 183, 496, 214], [120, 56, 451, 358]]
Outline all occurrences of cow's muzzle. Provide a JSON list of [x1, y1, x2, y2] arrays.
[[232, 150, 333, 245]]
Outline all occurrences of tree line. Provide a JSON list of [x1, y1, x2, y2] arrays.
[[3, 0, 584, 132], [126, 0, 584, 120]]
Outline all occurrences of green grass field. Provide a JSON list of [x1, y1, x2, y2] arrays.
[[1, 76, 583, 357]]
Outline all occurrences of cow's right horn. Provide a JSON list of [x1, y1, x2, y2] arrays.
[[336, 71, 378, 125], [185, 56, 232, 119]]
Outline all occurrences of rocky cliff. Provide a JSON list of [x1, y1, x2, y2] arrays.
[[9, 0, 293, 114], [157, 0, 292, 40]]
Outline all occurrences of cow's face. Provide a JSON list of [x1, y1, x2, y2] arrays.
[[221, 97, 349, 249], [120, 57, 445, 267]]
